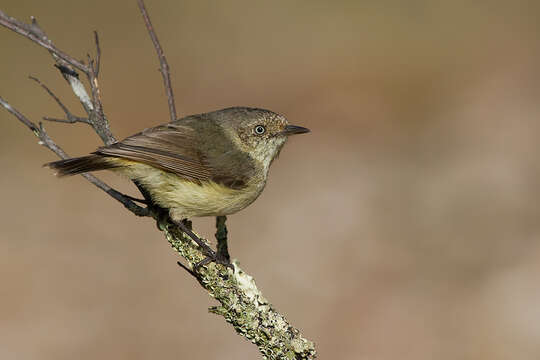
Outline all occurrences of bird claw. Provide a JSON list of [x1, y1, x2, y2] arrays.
[[174, 219, 234, 273], [193, 250, 234, 273]]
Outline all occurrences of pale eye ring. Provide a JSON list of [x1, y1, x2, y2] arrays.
[[254, 125, 266, 135]]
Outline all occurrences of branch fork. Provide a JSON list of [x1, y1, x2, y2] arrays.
[[0, 2, 316, 358]]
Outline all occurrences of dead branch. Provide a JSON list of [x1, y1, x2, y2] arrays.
[[0, 3, 317, 359], [137, 0, 177, 122], [0, 13, 88, 72], [0, 95, 148, 217], [29, 76, 90, 124]]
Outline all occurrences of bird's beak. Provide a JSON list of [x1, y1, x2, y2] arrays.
[[282, 124, 310, 136]]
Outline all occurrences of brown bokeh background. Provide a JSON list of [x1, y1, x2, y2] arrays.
[[2, 1, 540, 359]]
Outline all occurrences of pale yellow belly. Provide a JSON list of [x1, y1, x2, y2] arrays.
[[115, 162, 264, 221]]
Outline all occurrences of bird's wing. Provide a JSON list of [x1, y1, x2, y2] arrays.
[[95, 120, 256, 189], [95, 122, 212, 183]]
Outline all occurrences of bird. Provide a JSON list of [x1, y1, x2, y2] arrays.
[[46, 106, 310, 223]]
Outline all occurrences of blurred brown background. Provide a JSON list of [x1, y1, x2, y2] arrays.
[[2, 1, 540, 359]]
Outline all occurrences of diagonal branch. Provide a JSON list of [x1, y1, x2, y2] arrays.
[[0, 11, 89, 73], [0, 96, 149, 217], [29, 76, 90, 125], [0, 10, 115, 145], [137, 0, 177, 122], [163, 221, 317, 359], [0, 9, 116, 145], [0, 4, 317, 359]]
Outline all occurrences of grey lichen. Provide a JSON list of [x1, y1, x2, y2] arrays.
[[161, 220, 317, 359]]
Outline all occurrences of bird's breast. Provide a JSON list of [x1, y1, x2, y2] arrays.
[[118, 163, 266, 221]]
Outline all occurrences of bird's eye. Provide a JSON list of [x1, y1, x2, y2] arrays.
[[254, 125, 266, 135]]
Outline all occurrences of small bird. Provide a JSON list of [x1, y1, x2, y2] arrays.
[[47, 107, 309, 223]]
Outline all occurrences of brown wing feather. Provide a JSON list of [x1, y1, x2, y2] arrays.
[[95, 122, 212, 183], [94, 115, 257, 189]]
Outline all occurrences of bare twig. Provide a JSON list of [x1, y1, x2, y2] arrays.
[[0, 10, 115, 145], [0, 96, 149, 217], [42, 116, 88, 124], [177, 261, 197, 278], [86, 54, 106, 124], [137, 0, 177, 122], [55, 61, 115, 145], [29, 76, 90, 124], [0, 11, 89, 73], [93, 31, 101, 76]]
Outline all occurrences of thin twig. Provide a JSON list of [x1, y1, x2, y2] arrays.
[[52, 63, 116, 145], [137, 0, 177, 122], [29, 76, 90, 124], [42, 116, 88, 124], [177, 261, 197, 278], [93, 31, 101, 76], [0, 11, 89, 74], [85, 53, 114, 145], [87, 55, 104, 119], [0, 96, 149, 217], [0, 9, 116, 146], [86, 55, 99, 109], [0, 10, 111, 146]]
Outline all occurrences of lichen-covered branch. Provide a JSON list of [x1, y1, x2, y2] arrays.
[[0, 3, 317, 359], [160, 217, 316, 359]]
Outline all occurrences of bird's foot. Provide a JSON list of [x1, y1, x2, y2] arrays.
[[122, 194, 151, 205], [174, 219, 234, 272], [193, 250, 234, 273]]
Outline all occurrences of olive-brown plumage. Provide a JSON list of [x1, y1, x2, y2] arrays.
[[47, 107, 309, 221]]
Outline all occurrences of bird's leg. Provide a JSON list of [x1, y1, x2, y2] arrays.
[[173, 219, 234, 272], [174, 219, 215, 257], [180, 218, 192, 230], [122, 194, 150, 205], [215, 215, 231, 263]]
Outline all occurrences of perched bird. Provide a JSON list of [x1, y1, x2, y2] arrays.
[[47, 107, 309, 223]]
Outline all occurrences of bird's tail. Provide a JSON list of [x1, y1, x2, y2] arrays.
[[45, 155, 119, 176]]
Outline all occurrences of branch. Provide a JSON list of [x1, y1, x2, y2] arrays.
[[29, 76, 90, 124], [137, 0, 177, 122], [0, 10, 116, 144], [0, 11, 89, 73], [1, 4, 317, 359], [0, 10, 144, 214], [162, 219, 317, 359], [1, 10, 151, 207], [0, 96, 149, 217], [93, 31, 101, 77]]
